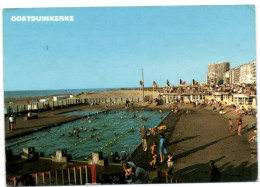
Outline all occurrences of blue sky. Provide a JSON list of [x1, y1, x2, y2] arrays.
[[3, 5, 256, 91]]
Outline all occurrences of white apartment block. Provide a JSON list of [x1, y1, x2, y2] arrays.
[[219, 60, 256, 84]]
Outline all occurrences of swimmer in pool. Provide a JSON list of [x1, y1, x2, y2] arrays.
[[115, 132, 119, 136], [96, 138, 100, 142], [76, 135, 79, 139], [67, 132, 72, 137], [102, 124, 106, 127]]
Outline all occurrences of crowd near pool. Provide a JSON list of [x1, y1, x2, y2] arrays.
[[6, 110, 169, 160]]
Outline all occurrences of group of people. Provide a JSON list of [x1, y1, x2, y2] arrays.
[[138, 125, 172, 172], [227, 115, 243, 136], [125, 100, 134, 110], [161, 83, 256, 96], [107, 151, 123, 163]]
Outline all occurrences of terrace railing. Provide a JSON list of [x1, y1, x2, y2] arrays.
[[7, 164, 98, 186], [157, 170, 187, 183]]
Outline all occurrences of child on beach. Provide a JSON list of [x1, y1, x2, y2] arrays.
[[236, 115, 242, 136], [149, 142, 157, 169], [167, 153, 174, 175], [228, 119, 234, 133]]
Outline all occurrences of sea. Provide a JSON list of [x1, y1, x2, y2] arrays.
[[4, 88, 132, 99]]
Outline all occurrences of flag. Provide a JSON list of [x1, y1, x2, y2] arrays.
[[183, 81, 186, 85], [167, 79, 170, 86], [193, 79, 198, 85], [153, 81, 158, 87], [180, 79, 182, 85], [140, 81, 143, 86]]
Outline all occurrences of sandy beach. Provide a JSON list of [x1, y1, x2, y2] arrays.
[[4, 89, 156, 106]]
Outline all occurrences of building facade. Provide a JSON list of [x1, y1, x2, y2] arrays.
[[206, 61, 230, 85], [225, 60, 256, 84]]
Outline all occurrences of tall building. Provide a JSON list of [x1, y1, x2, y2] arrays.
[[222, 60, 256, 84], [206, 61, 230, 85]]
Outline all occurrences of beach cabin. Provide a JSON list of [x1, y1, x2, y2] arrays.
[[39, 98, 50, 102], [207, 92, 232, 103], [159, 93, 206, 104], [53, 95, 70, 101], [232, 94, 257, 110]]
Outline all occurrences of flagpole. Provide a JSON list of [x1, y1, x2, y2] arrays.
[[153, 85, 154, 102], [140, 85, 141, 102], [142, 69, 144, 102]]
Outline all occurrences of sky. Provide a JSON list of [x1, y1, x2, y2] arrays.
[[3, 5, 256, 91]]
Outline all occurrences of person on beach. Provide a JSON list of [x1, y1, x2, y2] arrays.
[[131, 167, 149, 184], [151, 127, 157, 135], [159, 133, 166, 163], [6, 115, 11, 130], [107, 151, 114, 163], [196, 99, 199, 108], [209, 160, 221, 182], [139, 125, 150, 152], [167, 153, 174, 175], [228, 119, 234, 133], [122, 161, 136, 179], [16, 174, 36, 186], [248, 129, 257, 143], [149, 142, 157, 169], [8, 115, 15, 131], [113, 152, 120, 163], [236, 115, 242, 136]]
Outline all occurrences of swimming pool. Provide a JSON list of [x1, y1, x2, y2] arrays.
[[6, 110, 169, 160], [61, 110, 103, 116]]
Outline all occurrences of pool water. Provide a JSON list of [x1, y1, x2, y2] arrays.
[[6, 110, 169, 160], [61, 110, 102, 116]]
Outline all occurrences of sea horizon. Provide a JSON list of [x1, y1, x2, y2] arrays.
[[4, 87, 140, 99]]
